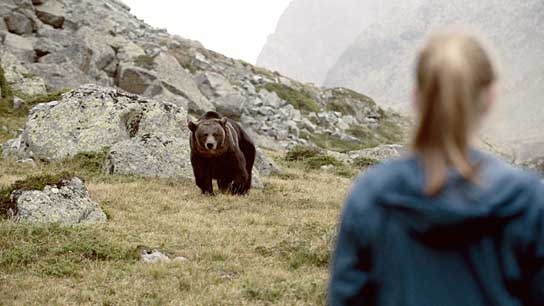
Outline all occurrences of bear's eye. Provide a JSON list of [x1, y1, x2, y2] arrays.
[[204, 133, 209, 137], [213, 133, 218, 137]]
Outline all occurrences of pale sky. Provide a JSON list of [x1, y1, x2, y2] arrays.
[[122, 0, 292, 63]]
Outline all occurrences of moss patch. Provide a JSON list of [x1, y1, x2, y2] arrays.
[[258, 83, 320, 113]]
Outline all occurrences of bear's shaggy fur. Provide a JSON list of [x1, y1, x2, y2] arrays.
[[188, 111, 256, 195]]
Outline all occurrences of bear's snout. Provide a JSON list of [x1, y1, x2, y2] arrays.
[[206, 142, 215, 150]]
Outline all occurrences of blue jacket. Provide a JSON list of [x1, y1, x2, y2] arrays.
[[329, 150, 544, 306]]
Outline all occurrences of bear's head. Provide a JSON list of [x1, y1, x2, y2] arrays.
[[188, 117, 228, 154]]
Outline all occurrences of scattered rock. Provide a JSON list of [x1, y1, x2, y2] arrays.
[[35, 0, 66, 29], [4, 11, 34, 35], [153, 52, 213, 114], [16, 158, 36, 167], [140, 249, 171, 263], [11, 177, 107, 224], [116, 63, 157, 95]]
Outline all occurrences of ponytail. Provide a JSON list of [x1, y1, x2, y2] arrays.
[[413, 34, 496, 195]]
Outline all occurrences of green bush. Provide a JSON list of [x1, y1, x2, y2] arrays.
[[0, 223, 138, 276], [304, 155, 343, 170]]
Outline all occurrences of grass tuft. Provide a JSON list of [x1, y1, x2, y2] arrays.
[[285, 145, 321, 162], [0, 223, 138, 276]]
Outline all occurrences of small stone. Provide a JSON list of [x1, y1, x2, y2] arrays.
[[13, 97, 24, 110], [173, 256, 189, 263], [16, 158, 36, 167], [141, 250, 171, 263]]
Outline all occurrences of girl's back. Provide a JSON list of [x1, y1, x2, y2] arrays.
[[328, 32, 544, 306], [329, 152, 544, 305]]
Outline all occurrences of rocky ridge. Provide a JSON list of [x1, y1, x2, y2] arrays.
[[0, 0, 406, 167]]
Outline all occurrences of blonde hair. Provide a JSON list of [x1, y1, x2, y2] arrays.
[[413, 33, 497, 195]]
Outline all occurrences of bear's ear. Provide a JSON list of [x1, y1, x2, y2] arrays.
[[188, 121, 197, 132], [219, 117, 228, 127]]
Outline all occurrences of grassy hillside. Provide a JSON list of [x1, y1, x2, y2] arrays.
[[0, 151, 354, 305]]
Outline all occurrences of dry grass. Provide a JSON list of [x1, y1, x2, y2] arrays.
[[0, 156, 354, 305]]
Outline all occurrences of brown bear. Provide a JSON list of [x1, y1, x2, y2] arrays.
[[188, 111, 256, 195]]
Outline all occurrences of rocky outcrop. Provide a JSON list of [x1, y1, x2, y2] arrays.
[[10, 177, 107, 224]]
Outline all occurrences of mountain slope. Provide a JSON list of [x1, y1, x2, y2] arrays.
[[0, 0, 406, 156], [257, 0, 419, 85]]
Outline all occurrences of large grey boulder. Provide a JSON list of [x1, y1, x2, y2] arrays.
[[11, 177, 107, 224], [102, 134, 267, 189], [4, 84, 188, 160], [103, 134, 193, 179], [195, 71, 246, 117]]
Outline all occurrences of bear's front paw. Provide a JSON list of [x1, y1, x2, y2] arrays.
[[229, 181, 248, 195], [202, 190, 216, 196]]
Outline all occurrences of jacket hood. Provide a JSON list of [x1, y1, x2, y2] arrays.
[[371, 150, 539, 246]]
